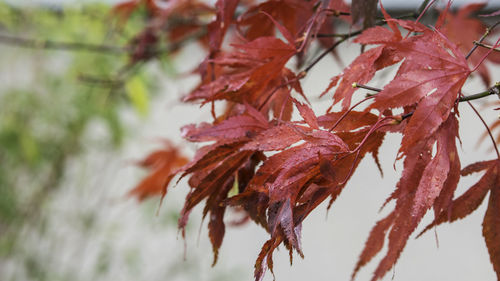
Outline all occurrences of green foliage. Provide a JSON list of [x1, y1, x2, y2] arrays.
[[0, 2, 245, 281], [0, 2, 156, 279], [125, 75, 150, 116]]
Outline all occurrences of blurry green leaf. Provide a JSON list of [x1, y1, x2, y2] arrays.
[[125, 76, 149, 116], [0, 179, 18, 223], [20, 133, 39, 164], [95, 245, 111, 275], [102, 108, 124, 146]]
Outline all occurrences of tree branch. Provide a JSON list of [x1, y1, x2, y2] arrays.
[[0, 33, 128, 54], [303, 4, 432, 75], [302, 34, 358, 73], [473, 41, 500, 53], [0, 27, 206, 57], [465, 20, 500, 59], [459, 83, 500, 101], [353, 82, 500, 102]]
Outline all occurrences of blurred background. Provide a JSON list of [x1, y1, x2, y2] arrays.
[[0, 1, 499, 281]]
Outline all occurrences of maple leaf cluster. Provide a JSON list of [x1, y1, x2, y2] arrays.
[[119, 0, 500, 280]]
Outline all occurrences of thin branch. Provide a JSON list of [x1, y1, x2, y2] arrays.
[[303, 7, 426, 74], [394, 84, 500, 158], [352, 83, 381, 92], [472, 37, 500, 72], [473, 41, 500, 53], [323, 9, 350, 17], [459, 83, 500, 101], [465, 20, 500, 59], [401, 112, 413, 120], [77, 74, 123, 87], [0, 27, 206, 57], [302, 31, 362, 73], [314, 11, 420, 39], [461, 21, 500, 159], [77, 28, 207, 94], [379, 12, 419, 21], [314, 33, 349, 38], [0, 33, 128, 54], [352, 82, 500, 102]]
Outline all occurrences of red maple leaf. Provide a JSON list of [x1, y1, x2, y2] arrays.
[[369, 29, 470, 153], [184, 36, 297, 106], [176, 104, 293, 264], [419, 159, 500, 280], [440, 3, 500, 85], [128, 142, 189, 201], [123, 1, 500, 280], [324, 6, 425, 110], [353, 114, 461, 281]]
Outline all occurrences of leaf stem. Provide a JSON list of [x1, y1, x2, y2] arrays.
[[416, 0, 432, 17], [328, 96, 375, 132], [338, 117, 394, 185], [464, 99, 500, 159], [415, 0, 437, 23], [257, 73, 305, 111], [350, 117, 394, 154]]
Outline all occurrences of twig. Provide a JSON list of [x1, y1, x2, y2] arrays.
[[302, 31, 361, 73], [465, 20, 500, 59], [78, 74, 123, 87], [0, 33, 128, 54], [473, 41, 500, 53], [323, 9, 350, 17], [352, 82, 500, 102], [379, 12, 419, 21], [472, 37, 500, 72], [352, 83, 381, 92], [314, 11, 421, 38], [314, 33, 349, 38], [394, 84, 500, 158], [303, 6, 428, 74], [459, 83, 500, 101], [0, 27, 206, 57]]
